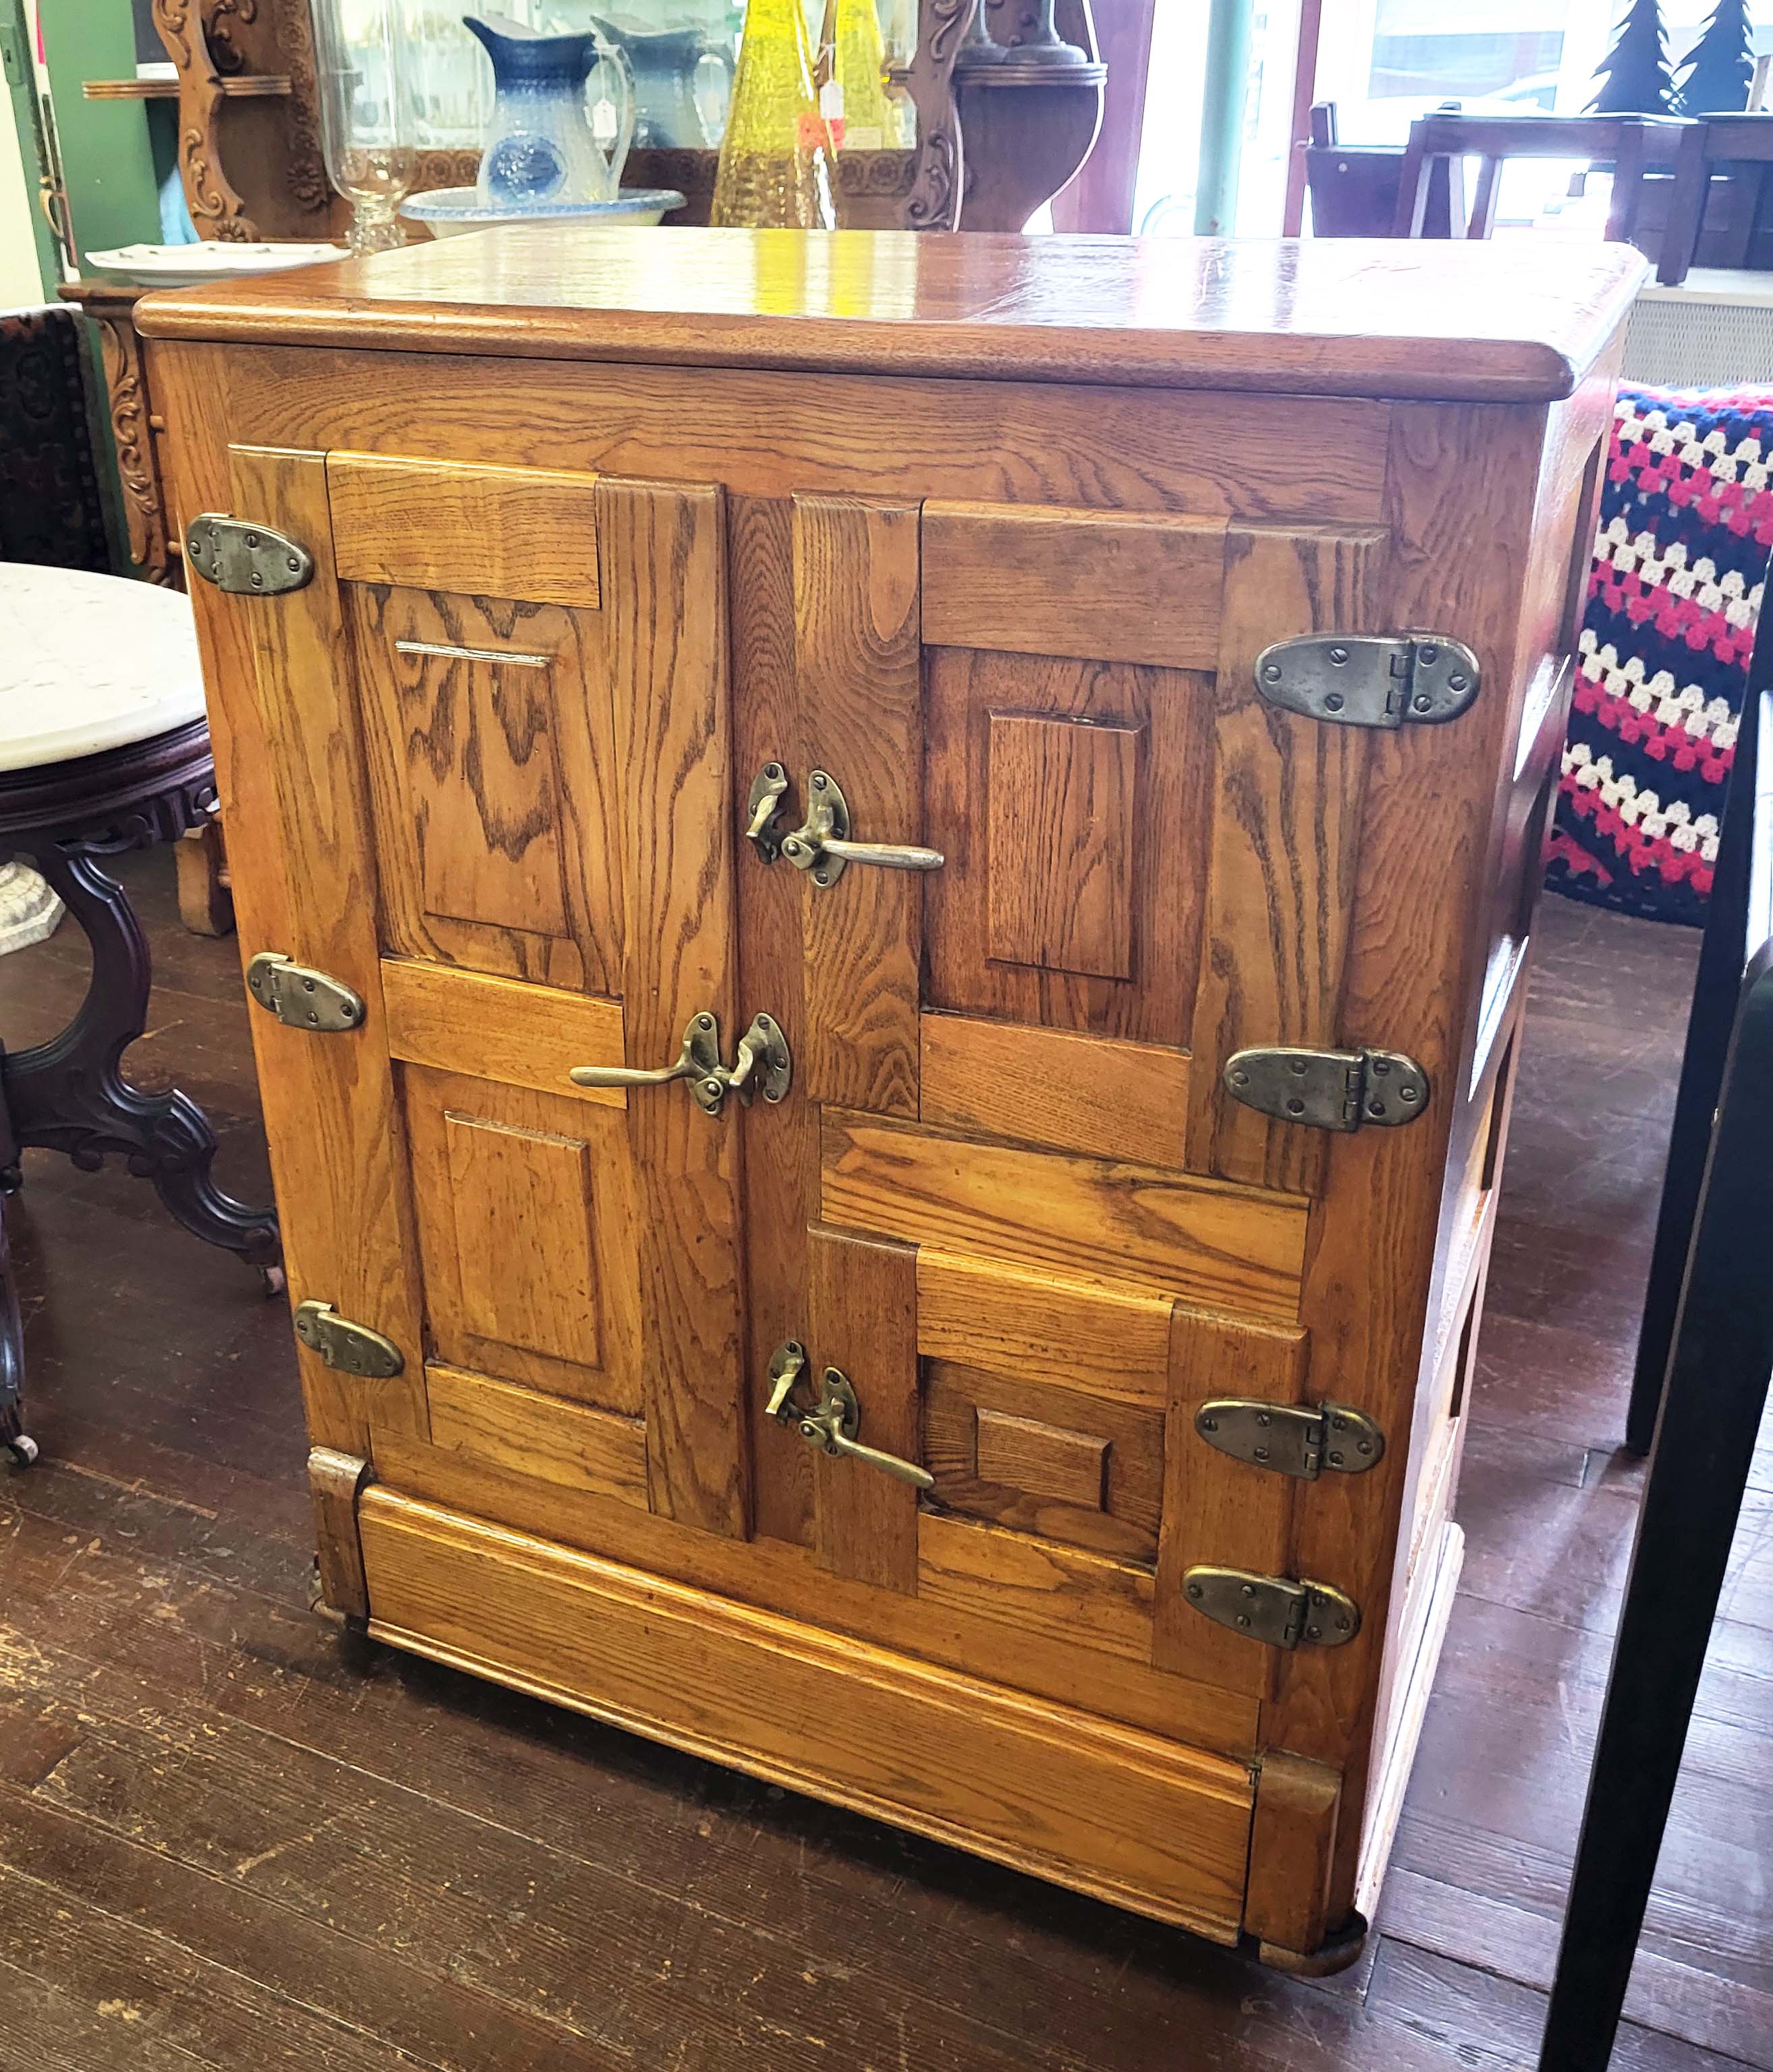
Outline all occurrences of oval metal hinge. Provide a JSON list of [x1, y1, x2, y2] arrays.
[[246, 952, 366, 1033], [1224, 1045, 1429, 1132], [293, 1301, 405, 1380], [1195, 1400, 1386, 1480], [1183, 1567, 1362, 1650], [1254, 633, 1480, 728], [186, 514, 315, 596]]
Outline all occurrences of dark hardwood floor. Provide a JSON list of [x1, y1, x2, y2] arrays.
[[0, 853, 1767, 2071]]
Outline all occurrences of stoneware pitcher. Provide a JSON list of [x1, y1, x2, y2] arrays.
[[590, 18, 733, 148], [465, 11, 636, 208]]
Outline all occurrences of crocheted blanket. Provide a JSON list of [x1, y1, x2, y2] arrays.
[[1548, 385, 1772, 926]]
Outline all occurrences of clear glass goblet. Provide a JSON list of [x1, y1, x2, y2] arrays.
[[310, 0, 422, 255]]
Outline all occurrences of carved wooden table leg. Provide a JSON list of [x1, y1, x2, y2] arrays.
[[0, 720, 279, 1279]]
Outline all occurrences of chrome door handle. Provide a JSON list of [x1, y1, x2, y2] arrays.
[[570, 1010, 791, 1115], [745, 764, 944, 887], [764, 1344, 935, 1490]]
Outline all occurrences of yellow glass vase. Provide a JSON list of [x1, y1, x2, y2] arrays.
[[711, 0, 837, 228], [831, 0, 907, 150]]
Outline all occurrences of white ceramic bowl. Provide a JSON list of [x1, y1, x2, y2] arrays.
[[399, 186, 685, 237], [84, 241, 347, 287]]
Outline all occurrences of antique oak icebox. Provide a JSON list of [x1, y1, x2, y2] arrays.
[[140, 230, 1642, 1969]]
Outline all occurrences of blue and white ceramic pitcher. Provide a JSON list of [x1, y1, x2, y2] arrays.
[[464, 12, 636, 208]]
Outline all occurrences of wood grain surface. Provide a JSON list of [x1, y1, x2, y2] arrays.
[[793, 495, 924, 1117], [359, 1490, 1257, 1940], [379, 956, 625, 1107], [136, 228, 1647, 403], [922, 502, 1228, 664], [596, 476, 750, 1536], [327, 451, 601, 607], [823, 1107, 1307, 1321]]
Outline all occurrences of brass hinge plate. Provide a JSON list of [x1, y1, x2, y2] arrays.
[[1183, 1567, 1362, 1650], [1255, 633, 1480, 728], [293, 1301, 404, 1380], [246, 952, 366, 1033], [1195, 1399, 1386, 1480], [186, 514, 315, 596], [1224, 1045, 1429, 1132]]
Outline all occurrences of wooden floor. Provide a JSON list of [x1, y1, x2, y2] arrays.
[[1, 852, 1768, 2072]]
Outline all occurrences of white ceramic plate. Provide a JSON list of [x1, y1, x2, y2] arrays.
[[84, 241, 348, 288], [399, 187, 685, 237]]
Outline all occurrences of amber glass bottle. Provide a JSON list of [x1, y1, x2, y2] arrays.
[[710, 0, 837, 228]]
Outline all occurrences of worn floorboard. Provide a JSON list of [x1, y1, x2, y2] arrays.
[[0, 854, 1764, 2070]]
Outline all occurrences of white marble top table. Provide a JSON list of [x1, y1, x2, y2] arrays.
[[0, 563, 206, 772]]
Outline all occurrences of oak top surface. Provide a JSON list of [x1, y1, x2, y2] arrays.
[[136, 227, 1647, 403]]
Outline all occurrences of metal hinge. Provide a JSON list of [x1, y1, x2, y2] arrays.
[[1224, 1045, 1430, 1132], [1254, 633, 1481, 728], [246, 952, 366, 1033], [1195, 1400, 1386, 1480], [186, 515, 315, 596], [1183, 1566, 1362, 1650], [292, 1301, 405, 1380]]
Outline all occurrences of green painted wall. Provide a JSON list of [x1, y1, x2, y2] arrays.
[[38, 0, 162, 262]]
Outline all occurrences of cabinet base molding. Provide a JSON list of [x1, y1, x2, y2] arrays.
[[359, 1486, 1256, 1945]]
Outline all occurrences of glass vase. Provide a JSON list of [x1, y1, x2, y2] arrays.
[[830, 0, 905, 150], [710, 0, 835, 227], [310, 0, 422, 255]]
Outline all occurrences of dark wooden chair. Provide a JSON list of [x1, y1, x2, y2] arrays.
[[1303, 101, 1454, 237], [1656, 112, 1773, 284], [1392, 111, 1687, 245], [1538, 577, 1773, 2068]]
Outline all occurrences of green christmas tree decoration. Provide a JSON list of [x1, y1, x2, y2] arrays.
[[1590, 0, 1677, 113], [1676, 0, 1754, 112]]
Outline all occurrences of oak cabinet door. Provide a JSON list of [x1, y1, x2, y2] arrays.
[[210, 447, 755, 1541], [756, 494, 1392, 1702]]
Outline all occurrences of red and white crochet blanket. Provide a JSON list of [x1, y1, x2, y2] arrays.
[[1548, 386, 1772, 925]]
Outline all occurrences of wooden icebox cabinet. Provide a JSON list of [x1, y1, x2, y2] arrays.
[[140, 230, 1642, 1969]]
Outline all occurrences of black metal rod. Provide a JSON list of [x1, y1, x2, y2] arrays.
[[1539, 940, 1773, 2067], [1627, 643, 1770, 1451]]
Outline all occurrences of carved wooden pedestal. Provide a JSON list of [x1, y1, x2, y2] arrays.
[[0, 719, 280, 1465]]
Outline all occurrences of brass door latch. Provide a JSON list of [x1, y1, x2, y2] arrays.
[[745, 764, 945, 886], [766, 1340, 934, 1489], [569, 1010, 791, 1116]]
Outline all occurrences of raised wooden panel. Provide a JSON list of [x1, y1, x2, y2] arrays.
[[824, 1109, 1307, 1323], [921, 503, 1229, 666], [986, 713, 1139, 980], [1154, 1306, 1310, 1700], [923, 648, 1214, 1044], [426, 1363, 647, 1509], [919, 1013, 1190, 1167], [345, 585, 621, 994], [381, 957, 625, 1108], [597, 475, 748, 1536], [924, 1360, 1164, 1562], [793, 494, 924, 1117], [808, 1226, 920, 1595], [360, 1491, 1256, 1942], [444, 1112, 602, 1367], [915, 1250, 1173, 1409], [402, 1064, 642, 1417], [1183, 523, 1386, 1194], [327, 452, 600, 607], [975, 1410, 1106, 1507]]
